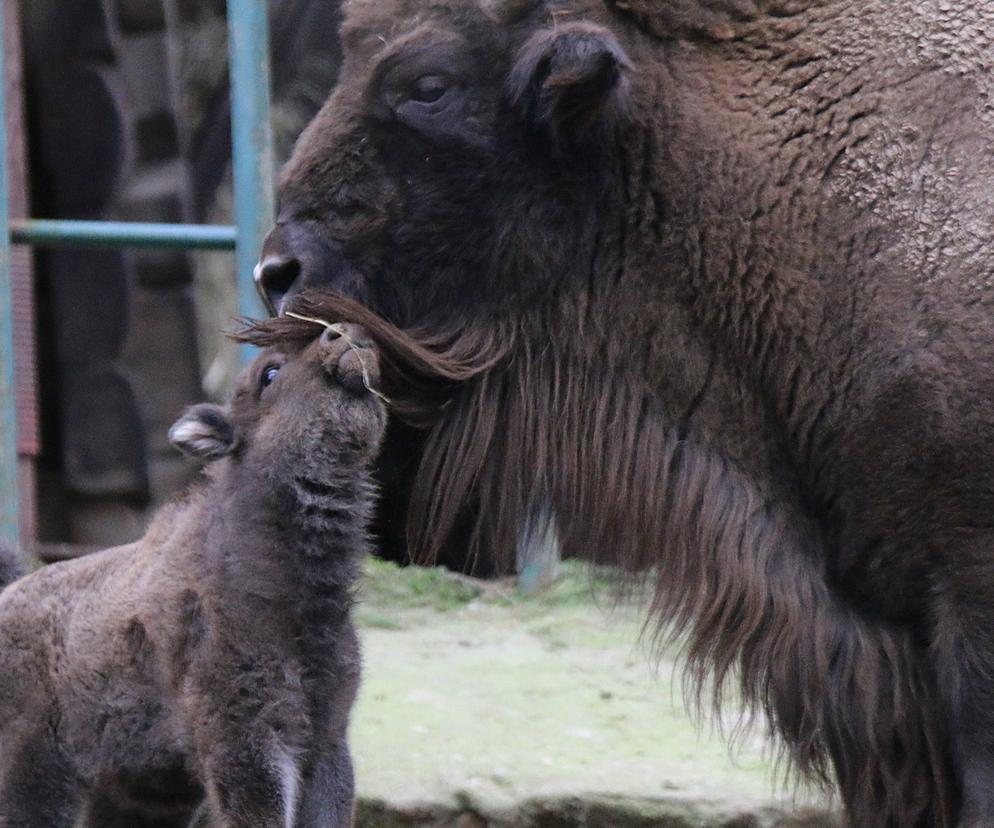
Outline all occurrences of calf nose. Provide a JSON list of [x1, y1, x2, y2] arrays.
[[320, 325, 380, 395], [254, 254, 300, 315]]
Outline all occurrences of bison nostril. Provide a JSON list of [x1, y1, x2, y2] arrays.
[[254, 255, 301, 315]]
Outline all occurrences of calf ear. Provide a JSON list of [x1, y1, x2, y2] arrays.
[[509, 21, 633, 153], [169, 404, 235, 461]]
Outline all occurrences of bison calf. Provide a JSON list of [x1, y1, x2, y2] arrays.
[[0, 323, 385, 827]]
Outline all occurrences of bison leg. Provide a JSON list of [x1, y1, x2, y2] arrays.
[[932, 551, 994, 826], [295, 742, 355, 828]]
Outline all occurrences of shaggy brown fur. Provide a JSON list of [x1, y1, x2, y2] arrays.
[[289, 291, 955, 826], [254, 1, 994, 825], [0, 326, 386, 827]]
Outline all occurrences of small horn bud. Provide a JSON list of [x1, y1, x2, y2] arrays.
[[479, 0, 539, 23]]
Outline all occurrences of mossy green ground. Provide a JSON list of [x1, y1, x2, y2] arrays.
[[351, 560, 839, 827]]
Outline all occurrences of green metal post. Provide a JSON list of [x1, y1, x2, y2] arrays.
[[0, 0, 18, 547], [228, 0, 275, 348], [0, 1, 277, 544]]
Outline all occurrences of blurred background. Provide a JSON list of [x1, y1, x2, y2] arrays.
[[18, 0, 341, 553]]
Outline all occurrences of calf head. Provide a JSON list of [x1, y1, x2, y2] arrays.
[[170, 324, 387, 478]]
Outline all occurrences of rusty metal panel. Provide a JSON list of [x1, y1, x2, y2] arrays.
[[5, 1, 38, 458], [5, 0, 39, 545], [11, 244, 35, 457], [0, 0, 17, 544]]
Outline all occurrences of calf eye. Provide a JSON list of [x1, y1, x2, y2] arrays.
[[260, 365, 280, 389], [408, 74, 450, 105]]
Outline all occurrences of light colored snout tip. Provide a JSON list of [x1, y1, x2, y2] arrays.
[[253, 256, 281, 315], [252, 259, 266, 286]]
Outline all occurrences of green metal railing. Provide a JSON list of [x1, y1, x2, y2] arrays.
[[9, 220, 239, 251], [0, 0, 276, 547]]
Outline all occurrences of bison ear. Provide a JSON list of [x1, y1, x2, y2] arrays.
[[169, 404, 235, 461], [508, 22, 633, 153]]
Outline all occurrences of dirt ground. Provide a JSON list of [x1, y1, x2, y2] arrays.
[[350, 560, 841, 827]]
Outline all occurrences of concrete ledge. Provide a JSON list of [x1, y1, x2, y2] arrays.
[[358, 795, 840, 827]]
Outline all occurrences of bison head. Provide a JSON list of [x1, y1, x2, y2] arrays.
[[256, 0, 635, 323], [258, 0, 676, 573]]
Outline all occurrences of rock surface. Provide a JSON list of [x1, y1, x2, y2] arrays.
[[351, 561, 841, 827]]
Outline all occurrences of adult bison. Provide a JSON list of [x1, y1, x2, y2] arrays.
[[255, 0, 994, 824]]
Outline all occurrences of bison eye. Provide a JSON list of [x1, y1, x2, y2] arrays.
[[260, 365, 280, 390], [384, 61, 486, 146], [408, 74, 450, 105]]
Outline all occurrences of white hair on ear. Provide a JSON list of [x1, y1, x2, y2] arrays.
[[168, 405, 235, 461], [169, 420, 221, 456]]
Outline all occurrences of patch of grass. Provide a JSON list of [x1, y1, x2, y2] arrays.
[[350, 555, 836, 826], [358, 611, 406, 631], [359, 558, 648, 622], [360, 558, 632, 617], [360, 557, 484, 613]]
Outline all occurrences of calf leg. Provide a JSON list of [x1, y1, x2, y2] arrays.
[[0, 730, 80, 827], [197, 740, 300, 828], [186, 801, 210, 828], [296, 743, 355, 828]]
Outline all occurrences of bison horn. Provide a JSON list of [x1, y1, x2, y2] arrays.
[[608, 0, 761, 41], [479, 0, 540, 23]]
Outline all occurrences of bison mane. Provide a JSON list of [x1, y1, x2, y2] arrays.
[[244, 289, 955, 825]]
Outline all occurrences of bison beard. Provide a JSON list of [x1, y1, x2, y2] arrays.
[[241, 291, 954, 826]]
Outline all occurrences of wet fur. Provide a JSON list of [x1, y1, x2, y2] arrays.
[[0, 328, 386, 827]]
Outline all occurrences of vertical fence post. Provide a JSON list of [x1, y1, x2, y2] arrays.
[[0, 0, 18, 548], [0, 2, 275, 547], [228, 0, 275, 348]]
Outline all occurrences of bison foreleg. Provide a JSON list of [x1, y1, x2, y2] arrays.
[[931, 539, 994, 827]]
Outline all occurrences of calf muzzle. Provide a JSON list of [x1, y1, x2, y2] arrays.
[[319, 324, 379, 396]]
